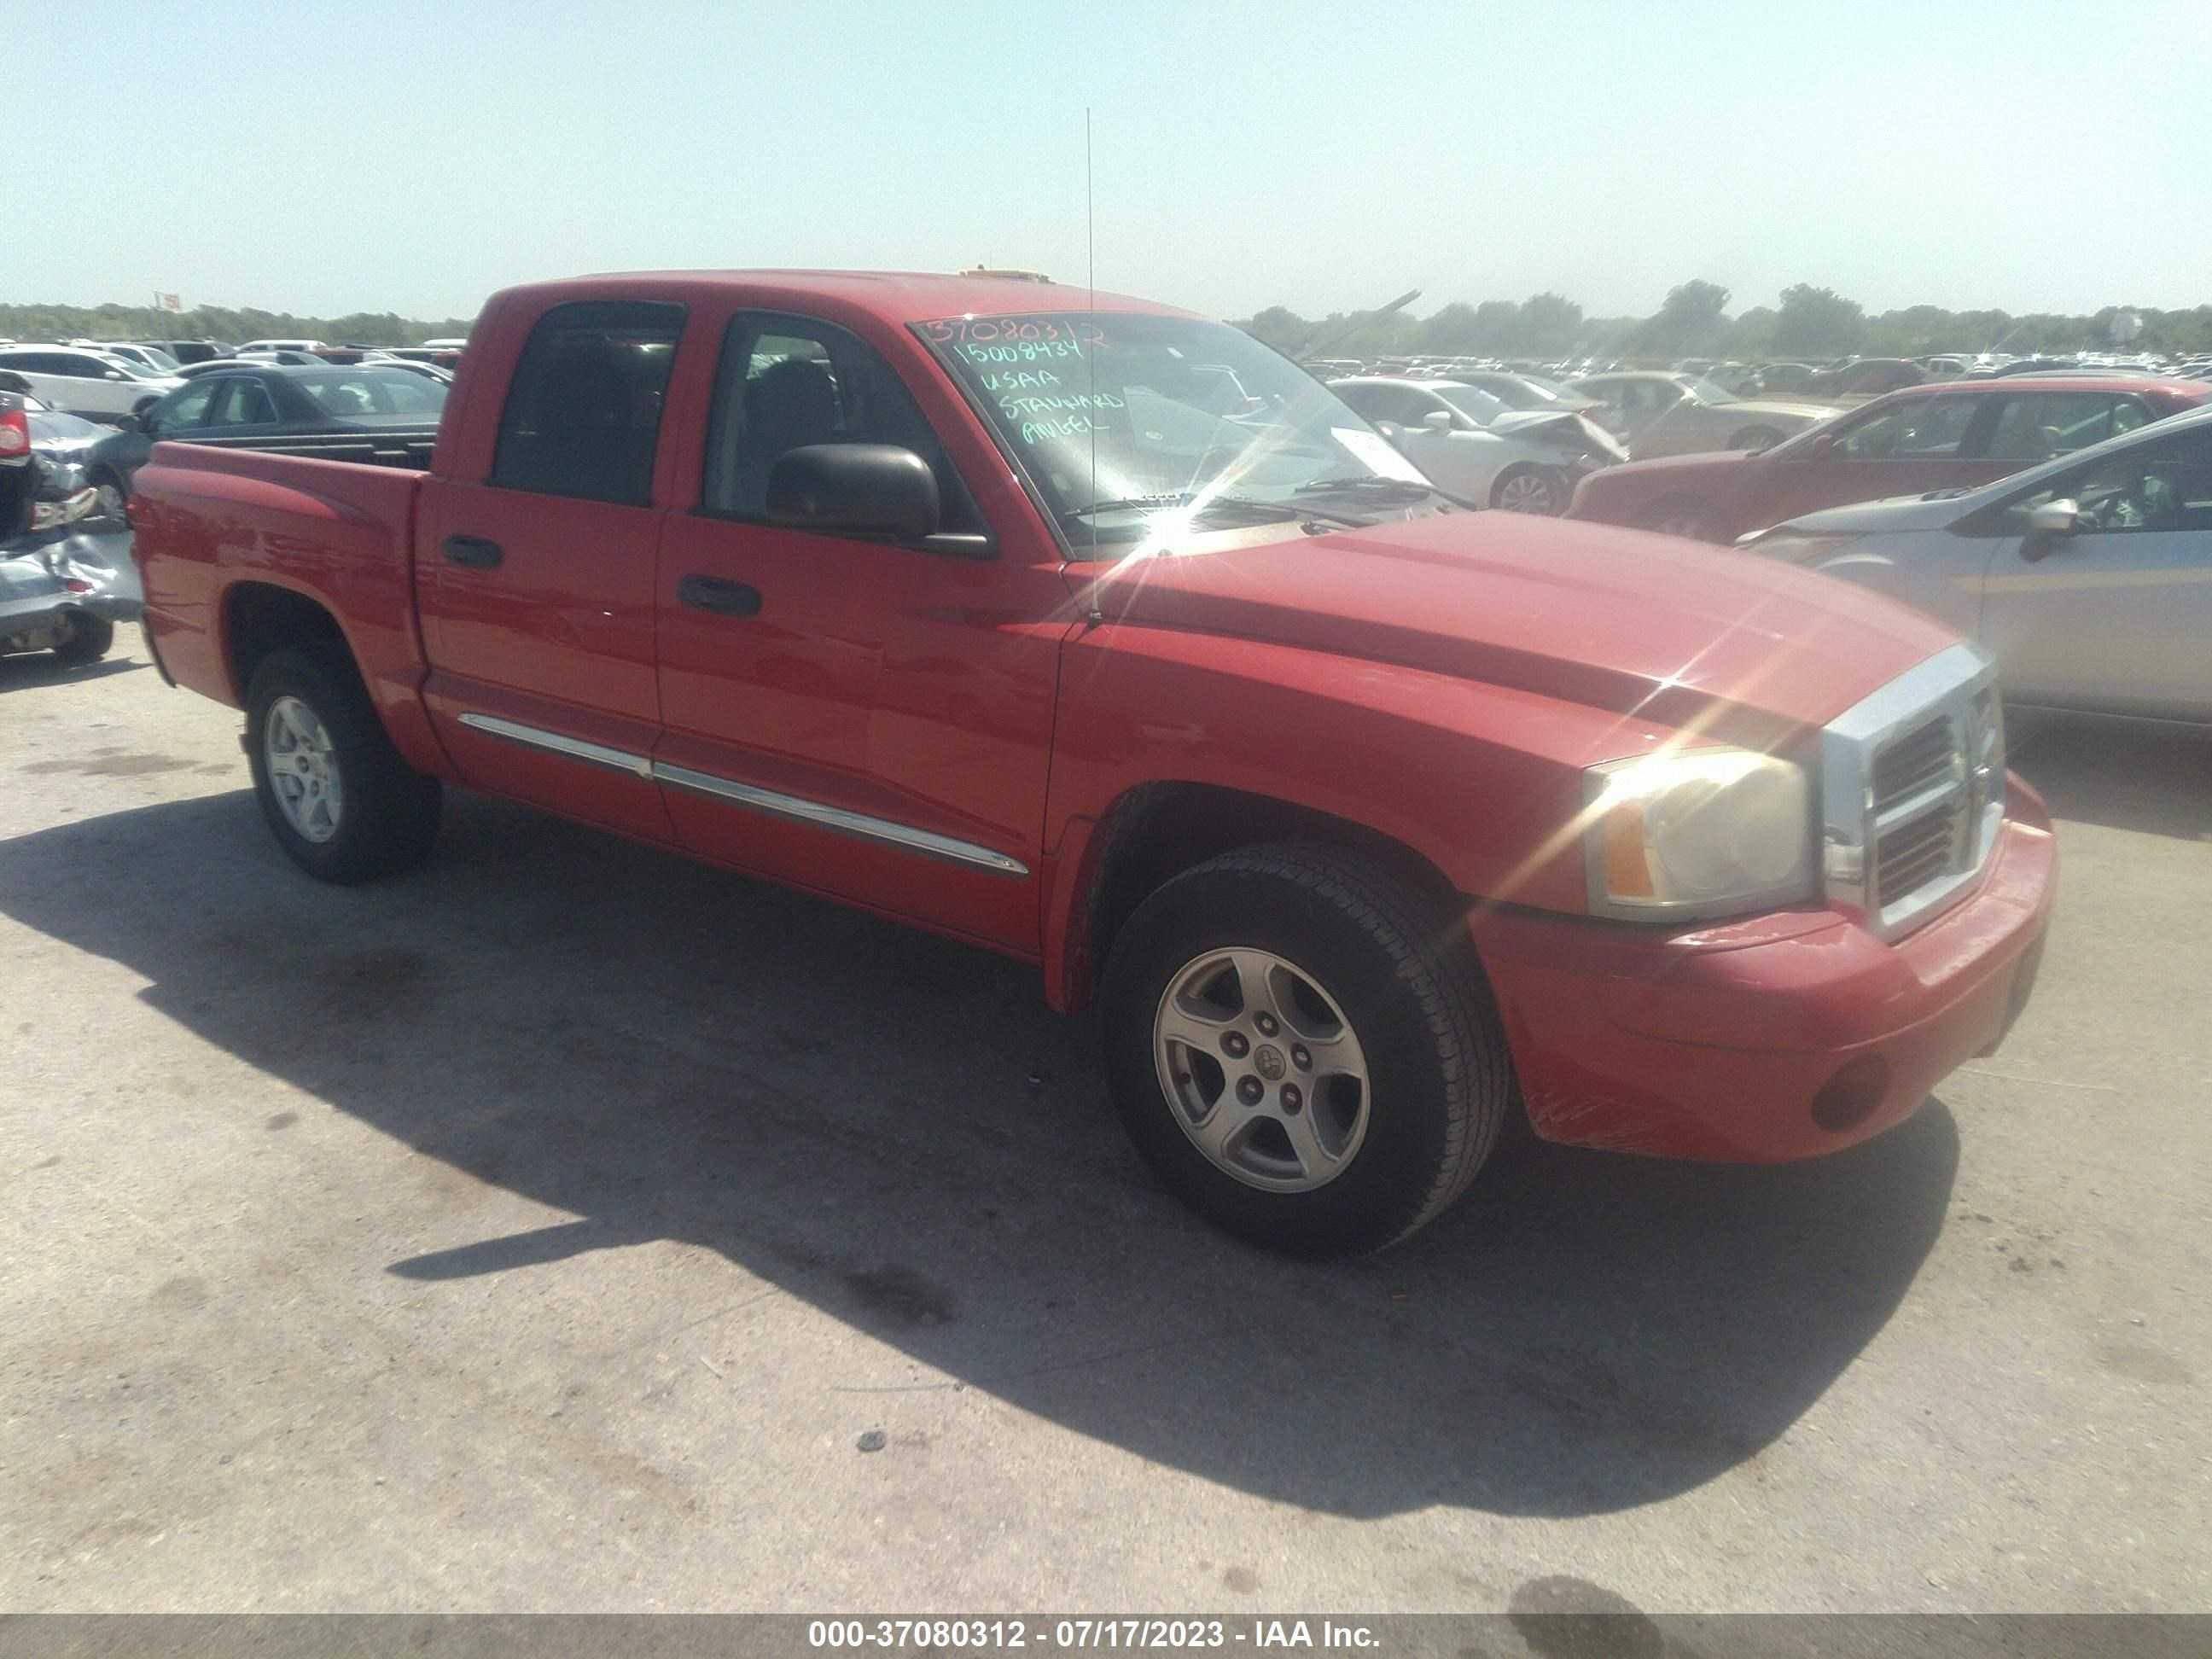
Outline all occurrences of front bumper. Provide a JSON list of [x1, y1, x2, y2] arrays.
[[1470, 777, 2056, 1161]]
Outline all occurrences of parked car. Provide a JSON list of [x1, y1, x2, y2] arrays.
[[0, 391, 31, 540], [237, 338, 330, 355], [128, 269, 2055, 1257], [176, 352, 326, 377], [1803, 358, 1926, 400], [86, 364, 447, 509], [1436, 370, 1603, 415], [1741, 403, 2212, 723], [19, 394, 120, 515], [1569, 376, 2211, 542], [0, 346, 183, 422], [145, 340, 236, 365], [1328, 375, 1623, 512], [82, 341, 183, 375], [356, 357, 454, 384], [1568, 370, 1832, 458]]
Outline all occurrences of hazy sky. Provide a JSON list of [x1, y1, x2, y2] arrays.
[[14, 0, 2210, 325]]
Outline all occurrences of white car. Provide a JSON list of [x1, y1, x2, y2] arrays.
[[237, 338, 330, 357], [1742, 403, 2212, 723], [1328, 376, 1626, 514], [79, 341, 183, 375], [0, 346, 183, 422]]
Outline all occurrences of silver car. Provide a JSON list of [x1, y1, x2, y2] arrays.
[[1569, 370, 1834, 459], [1742, 404, 2212, 723]]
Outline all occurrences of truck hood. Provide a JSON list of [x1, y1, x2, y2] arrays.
[[1082, 511, 1959, 747]]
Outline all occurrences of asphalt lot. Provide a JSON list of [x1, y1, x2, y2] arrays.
[[2, 632, 2207, 1616]]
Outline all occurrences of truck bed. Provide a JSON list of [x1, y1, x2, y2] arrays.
[[131, 442, 437, 761]]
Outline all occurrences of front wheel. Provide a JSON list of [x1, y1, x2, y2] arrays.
[[1101, 844, 1514, 1256], [245, 644, 442, 884], [1491, 464, 1569, 515]]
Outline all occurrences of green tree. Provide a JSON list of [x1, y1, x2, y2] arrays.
[[1639, 279, 1731, 354], [1773, 285, 1867, 358], [1518, 292, 1583, 358], [1241, 306, 1311, 352]]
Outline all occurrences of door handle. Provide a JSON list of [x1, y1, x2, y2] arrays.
[[441, 534, 503, 569], [677, 574, 763, 617]]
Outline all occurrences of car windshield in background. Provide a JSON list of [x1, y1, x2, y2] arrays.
[[915, 311, 1423, 542], [1434, 383, 1509, 425], [291, 370, 449, 418]]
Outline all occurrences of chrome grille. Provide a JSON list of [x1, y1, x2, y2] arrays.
[[1876, 797, 1964, 903], [1819, 643, 2005, 941], [1871, 715, 1956, 814]]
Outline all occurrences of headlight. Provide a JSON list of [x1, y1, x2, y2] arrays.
[[1740, 530, 1860, 567], [1583, 748, 1816, 920]]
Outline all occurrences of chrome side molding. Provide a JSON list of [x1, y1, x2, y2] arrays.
[[454, 712, 1029, 877]]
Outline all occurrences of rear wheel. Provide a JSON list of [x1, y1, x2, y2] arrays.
[[1101, 844, 1514, 1256], [50, 613, 114, 667], [1491, 464, 1569, 515], [245, 644, 441, 884]]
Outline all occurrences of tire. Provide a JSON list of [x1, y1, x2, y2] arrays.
[[244, 643, 441, 884], [1728, 426, 1783, 452], [1100, 843, 1515, 1257], [90, 471, 128, 527], [51, 613, 114, 667], [1638, 495, 1720, 542], [1490, 464, 1568, 515]]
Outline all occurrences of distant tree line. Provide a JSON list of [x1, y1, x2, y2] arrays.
[[0, 300, 475, 347], [1238, 281, 2212, 362]]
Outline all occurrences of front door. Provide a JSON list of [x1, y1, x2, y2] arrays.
[[1979, 422, 2212, 721], [414, 299, 687, 841], [652, 309, 1060, 952]]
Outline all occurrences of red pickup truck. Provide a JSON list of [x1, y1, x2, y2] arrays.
[[130, 271, 2057, 1255]]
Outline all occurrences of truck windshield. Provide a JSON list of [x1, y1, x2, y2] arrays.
[[914, 311, 1429, 543]]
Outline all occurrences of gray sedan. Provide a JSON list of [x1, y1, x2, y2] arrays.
[[1742, 405, 2212, 723]]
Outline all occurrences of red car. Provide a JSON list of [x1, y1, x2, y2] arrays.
[[128, 271, 2055, 1255], [1569, 375, 2211, 543]]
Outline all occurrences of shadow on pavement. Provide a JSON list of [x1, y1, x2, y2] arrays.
[[0, 654, 145, 694], [0, 788, 1959, 1519], [2008, 714, 2212, 841]]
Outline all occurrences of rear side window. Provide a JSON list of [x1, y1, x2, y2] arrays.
[[1982, 392, 2135, 463], [492, 300, 684, 505]]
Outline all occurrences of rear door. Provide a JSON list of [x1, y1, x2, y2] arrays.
[[1978, 422, 2212, 720], [414, 299, 687, 841], [1750, 392, 1986, 524], [652, 307, 1059, 951]]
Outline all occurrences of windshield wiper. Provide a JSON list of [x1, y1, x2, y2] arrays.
[[1293, 475, 1453, 504], [1065, 492, 1365, 530]]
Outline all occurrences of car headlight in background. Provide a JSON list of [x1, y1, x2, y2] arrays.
[[1584, 748, 1815, 919], [1738, 529, 1860, 568]]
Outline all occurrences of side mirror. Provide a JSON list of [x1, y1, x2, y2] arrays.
[[1801, 433, 1835, 459], [2019, 498, 2079, 559], [1421, 410, 1457, 434], [116, 413, 145, 434], [765, 443, 940, 540]]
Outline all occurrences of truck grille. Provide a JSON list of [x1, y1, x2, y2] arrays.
[[1819, 645, 2005, 940]]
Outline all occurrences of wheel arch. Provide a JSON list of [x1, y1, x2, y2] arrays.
[[219, 579, 350, 706], [1051, 780, 1469, 1014]]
